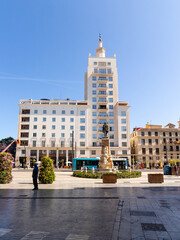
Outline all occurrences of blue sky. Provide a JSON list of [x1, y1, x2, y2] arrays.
[[0, 0, 180, 139]]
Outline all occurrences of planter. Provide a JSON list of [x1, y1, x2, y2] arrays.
[[148, 174, 164, 183], [103, 174, 117, 183]]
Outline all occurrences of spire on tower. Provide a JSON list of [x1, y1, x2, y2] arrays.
[[99, 33, 102, 42]]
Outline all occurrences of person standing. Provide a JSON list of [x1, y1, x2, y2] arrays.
[[175, 165, 178, 177], [32, 163, 39, 190]]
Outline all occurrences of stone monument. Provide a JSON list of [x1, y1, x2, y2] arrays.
[[98, 123, 113, 171]]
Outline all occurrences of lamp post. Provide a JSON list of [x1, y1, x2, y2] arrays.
[[72, 131, 74, 170]]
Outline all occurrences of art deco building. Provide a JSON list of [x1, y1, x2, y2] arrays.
[[130, 122, 180, 167], [16, 38, 130, 167]]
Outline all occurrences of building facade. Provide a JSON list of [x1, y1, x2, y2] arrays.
[[130, 122, 180, 167], [16, 39, 130, 167]]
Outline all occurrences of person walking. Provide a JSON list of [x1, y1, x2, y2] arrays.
[[32, 163, 39, 190], [175, 165, 178, 177]]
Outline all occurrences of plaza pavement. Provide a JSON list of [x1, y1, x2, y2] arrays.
[[0, 169, 180, 239]]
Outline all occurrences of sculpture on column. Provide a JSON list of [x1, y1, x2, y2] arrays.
[[102, 122, 108, 138]]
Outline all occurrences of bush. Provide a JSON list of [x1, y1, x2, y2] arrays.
[[73, 170, 141, 179], [39, 157, 55, 184], [0, 153, 13, 184]]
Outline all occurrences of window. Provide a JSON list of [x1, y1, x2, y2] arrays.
[[61, 125, 65, 130], [109, 77, 113, 81], [148, 139, 152, 145], [99, 98, 106, 102], [142, 148, 146, 154], [80, 134, 85, 138], [80, 150, 85, 155], [169, 132, 172, 137], [109, 120, 114, 124], [52, 133, 55, 137], [80, 126, 85, 131], [99, 69, 106, 74], [109, 91, 113, 95], [80, 142, 85, 146], [122, 142, 127, 147], [149, 148, 152, 154], [99, 91, 106, 95], [121, 119, 126, 124], [62, 110, 65, 114], [92, 83, 96, 88], [70, 133, 73, 138], [52, 125, 56, 130], [109, 84, 113, 88], [92, 142, 97, 146], [92, 105, 97, 109], [122, 134, 127, 139], [80, 118, 85, 123], [43, 110, 47, 114], [110, 127, 114, 131], [94, 62, 97, 65], [43, 118, 46, 122], [155, 132, 158, 136], [52, 118, 56, 122], [156, 148, 159, 154], [92, 119, 97, 124], [42, 133, 46, 137], [22, 150, 26, 154], [109, 98, 113, 102], [42, 125, 46, 129], [34, 110, 38, 114], [92, 112, 97, 116], [141, 132, 144, 136], [51, 141, 55, 147], [91, 150, 96, 155], [163, 132, 166, 137], [110, 142, 114, 147], [92, 76, 96, 81], [33, 141, 36, 147], [99, 84, 106, 88], [93, 134, 97, 139], [107, 62, 111, 66], [33, 125, 37, 129], [92, 98, 97, 102], [52, 110, 56, 114], [109, 112, 114, 117], [70, 125, 74, 130], [34, 117, 37, 122], [70, 110, 74, 115], [107, 69, 111, 74], [42, 141, 45, 147], [175, 132, 178, 137], [33, 133, 37, 137], [110, 134, 114, 139], [141, 139, 145, 145], [62, 118, 65, 122], [94, 68, 98, 73], [92, 90, 96, 95], [70, 118, 74, 122], [61, 141, 65, 147], [121, 126, 126, 131], [111, 150, 115, 155], [92, 127, 97, 131], [109, 105, 113, 109], [122, 150, 127, 155], [80, 111, 85, 115], [121, 111, 126, 116], [155, 139, 158, 145]]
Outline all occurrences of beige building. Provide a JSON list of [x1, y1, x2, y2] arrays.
[[130, 122, 180, 167], [16, 38, 130, 167]]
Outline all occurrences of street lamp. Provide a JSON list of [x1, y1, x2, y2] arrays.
[[72, 130, 74, 170]]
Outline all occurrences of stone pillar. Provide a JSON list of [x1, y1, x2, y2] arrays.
[[56, 149, 59, 168], [66, 150, 68, 166], [37, 150, 39, 162], [98, 137, 113, 170], [47, 150, 49, 157]]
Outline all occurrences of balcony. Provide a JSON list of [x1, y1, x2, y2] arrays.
[[98, 113, 108, 119], [98, 91, 108, 97], [98, 77, 108, 84], [98, 98, 107, 104], [21, 117, 30, 122], [98, 105, 108, 111], [21, 125, 29, 130], [22, 109, 30, 114], [98, 84, 107, 90]]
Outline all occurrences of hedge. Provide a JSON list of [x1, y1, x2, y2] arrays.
[[0, 152, 13, 184]]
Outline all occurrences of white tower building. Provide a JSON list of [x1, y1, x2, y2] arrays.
[[16, 37, 130, 167]]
